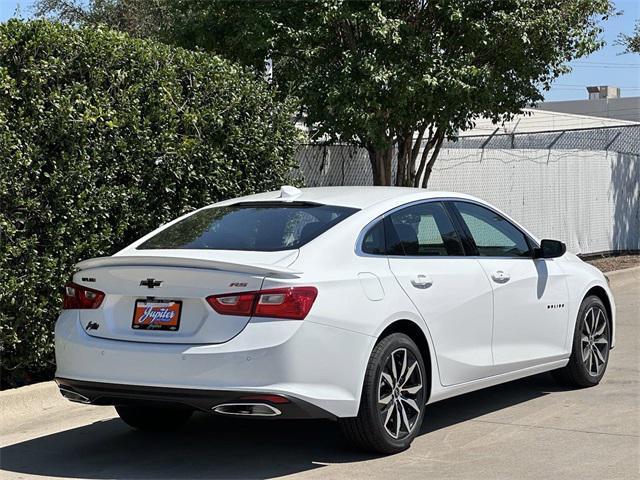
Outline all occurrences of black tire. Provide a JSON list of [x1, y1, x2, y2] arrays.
[[339, 333, 427, 454], [115, 404, 193, 431], [553, 295, 611, 388]]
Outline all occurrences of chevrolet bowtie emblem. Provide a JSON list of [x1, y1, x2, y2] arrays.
[[140, 278, 163, 289]]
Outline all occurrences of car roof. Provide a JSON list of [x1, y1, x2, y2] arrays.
[[215, 186, 481, 210]]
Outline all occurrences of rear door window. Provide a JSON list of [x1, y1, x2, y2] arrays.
[[138, 202, 358, 251], [385, 202, 464, 256]]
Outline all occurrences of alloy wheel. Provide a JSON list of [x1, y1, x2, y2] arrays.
[[377, 347, 424, 439], [581, 306, 609, 377]]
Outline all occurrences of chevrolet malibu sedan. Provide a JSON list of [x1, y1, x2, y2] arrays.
[[55, 186, 614, 453]]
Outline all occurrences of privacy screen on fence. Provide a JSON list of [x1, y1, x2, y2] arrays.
[[138, 202, 358, 251]]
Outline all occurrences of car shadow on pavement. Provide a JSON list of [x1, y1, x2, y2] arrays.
[[1, 373, 566, 479]]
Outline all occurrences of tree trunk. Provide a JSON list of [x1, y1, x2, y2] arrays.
[[395, 127, 426, 187], [367, 127, 443, 187], [413, 127, 444, 188], [414, 126, 436, 187], [421, 130, 445, 188], [366, 145, 393, 186], [395, 136, 407, 187]]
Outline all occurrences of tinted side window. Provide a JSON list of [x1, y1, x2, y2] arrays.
[[386, 202, 464, 256], [454, 202, 531, 258], [362, 219, 386, 255]]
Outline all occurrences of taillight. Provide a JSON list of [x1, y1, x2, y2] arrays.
[[254, 287, 317, 320], [63, 282, 105, 309], [207, 287, 317, 320], [206, 292, 256, 316]]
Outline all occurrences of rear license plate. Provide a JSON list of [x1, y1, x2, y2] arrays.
[[132, 299, 182, 331]]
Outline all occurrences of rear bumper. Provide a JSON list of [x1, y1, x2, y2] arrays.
[[55, 310, 375, 417], [55, 377, 334, 419]]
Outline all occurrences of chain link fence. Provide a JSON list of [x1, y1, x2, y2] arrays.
[[294, 125, 640, 255], [296, 125, 640, 187]]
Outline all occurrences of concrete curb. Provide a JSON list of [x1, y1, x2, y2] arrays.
[[0, 380, 63, 421], [605, 265, 640, 289], [2, 266, 638, 418]]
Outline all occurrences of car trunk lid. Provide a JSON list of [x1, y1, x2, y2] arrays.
[[73, 252, 300, 344]]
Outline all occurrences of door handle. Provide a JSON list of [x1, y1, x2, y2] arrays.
[[411, 274, 433, 289], [491, 270, 510, 283]]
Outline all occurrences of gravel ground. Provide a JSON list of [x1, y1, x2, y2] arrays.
[[585, 254, 640, 273]]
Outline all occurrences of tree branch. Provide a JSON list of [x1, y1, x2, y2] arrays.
[[413, 125, 436, 187]]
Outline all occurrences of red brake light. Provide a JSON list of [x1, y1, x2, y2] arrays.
[[206, 287, 317, 320], [63, 282, 105, 309], [254, 287, 317, 320]]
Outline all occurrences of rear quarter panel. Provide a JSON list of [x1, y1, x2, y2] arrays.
[[261, 207, 443, 404]]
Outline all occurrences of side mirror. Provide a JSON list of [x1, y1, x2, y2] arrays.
[[534, 239, 566, 259]]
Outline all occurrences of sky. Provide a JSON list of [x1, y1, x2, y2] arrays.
[[0, 0, 638, 102]]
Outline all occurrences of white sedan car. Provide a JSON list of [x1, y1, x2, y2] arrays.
[[55, 186, 614, 453]]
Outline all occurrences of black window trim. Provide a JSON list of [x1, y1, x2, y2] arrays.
[[446, 200, 538, 259], [356, 197, 539, 259]]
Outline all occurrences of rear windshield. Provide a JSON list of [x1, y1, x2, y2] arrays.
[[138, 202, 359, 251]]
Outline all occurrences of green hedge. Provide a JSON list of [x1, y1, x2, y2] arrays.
[[0, 20, 300, 387]]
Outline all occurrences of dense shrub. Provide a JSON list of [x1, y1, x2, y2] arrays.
[[0, 20, 300, 387]]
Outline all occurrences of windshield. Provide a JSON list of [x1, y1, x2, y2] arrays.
[[137, 202, 359, 251]]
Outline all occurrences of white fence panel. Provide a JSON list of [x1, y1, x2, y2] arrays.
[[427, 149, 639, 255]]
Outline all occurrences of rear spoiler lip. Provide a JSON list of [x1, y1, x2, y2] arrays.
[[75, 256, 302, 278]]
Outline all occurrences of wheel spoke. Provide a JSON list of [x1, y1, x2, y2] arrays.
[[592, 350, 600, 373], [391, 351, 398, 382], [594, 310, 606, 336], [582, 345, 591, 362], [384, 403, 395, 430], [399, 401, 412, 433], [402, 397, 421, 413], [594, 337, 608, 346], [399, 349, 408, 379], [588, 351, 594, 374], [379, 393, 393, 406], [402, 383, 423, 395], [401, 361, 418, 388], [381, 372, 394, 388], [583, 308, 593, 334], [593, 345, 605, 364], [395, 405, 401, 438]]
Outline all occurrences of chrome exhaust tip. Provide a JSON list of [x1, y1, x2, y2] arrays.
[[212, 403, 281, 417], [59, 387, 91, 404]]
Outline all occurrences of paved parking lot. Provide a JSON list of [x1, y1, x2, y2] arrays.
[[1, 272, 638, 480]]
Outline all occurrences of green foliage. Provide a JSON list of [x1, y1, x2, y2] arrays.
[[268, 0, 613, 186], [34, 0, 277, 71], [35, 0, 614, 187], [0, 19, 300, 387], [618, 19, 639, 54]]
